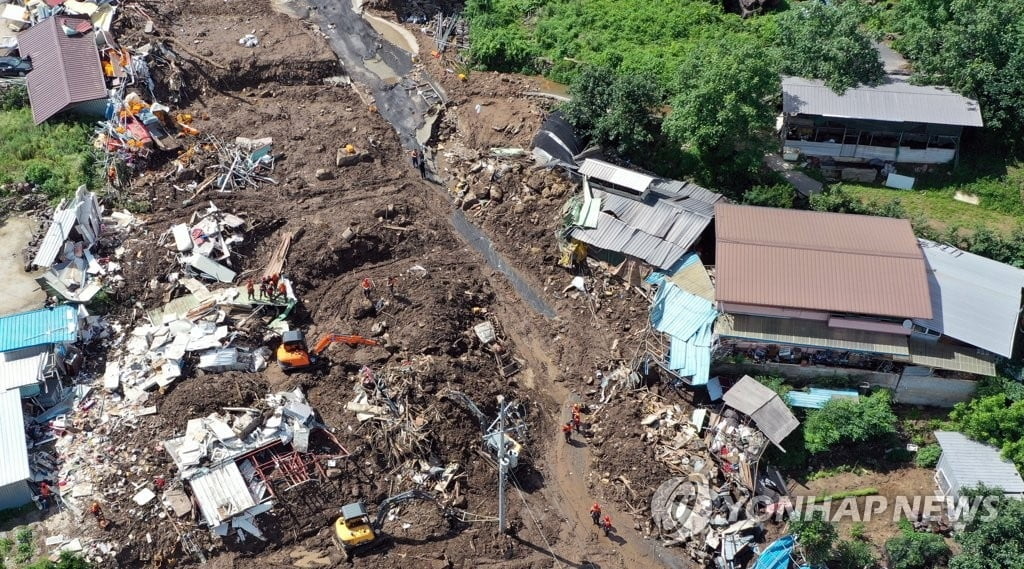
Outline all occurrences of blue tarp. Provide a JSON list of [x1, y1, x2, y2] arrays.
[[755, 535, 796, 569], [787, 388, 860, 409], [648, 254, 717, 385]]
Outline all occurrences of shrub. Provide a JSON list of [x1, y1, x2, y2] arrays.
[[790, 511, 838, 565], [804, 390, 898, 454], [915, 444, 942, 468], [885, 526, 950, 569], [834, 538, 877, 569], [743, 184, 794, 208]]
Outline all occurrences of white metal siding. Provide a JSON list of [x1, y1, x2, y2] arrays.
[[0, 389, 30, 488], [189, 462, 257, 527]]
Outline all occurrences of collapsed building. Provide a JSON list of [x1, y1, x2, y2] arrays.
[[163, 390, 349, 540]]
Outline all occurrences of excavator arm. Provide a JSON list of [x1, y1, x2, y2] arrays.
[[372, 490, 438, 530], [312, 334, 379, 355]]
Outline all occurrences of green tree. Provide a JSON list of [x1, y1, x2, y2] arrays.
[[563, 65, 663, 156], [834, 539, 877, 569], [790, 511, 839, 565], [742, 183, 794, 208], [662, 35, 779, 191], [951, 492, 1024, 569], [885, 523, 950, 569], [804, 390, 898, 454], [893, 0, 1024, 141], [776, 1, 885, 93]]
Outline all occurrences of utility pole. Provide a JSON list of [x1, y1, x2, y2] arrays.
[[497, 395, 507, 534]]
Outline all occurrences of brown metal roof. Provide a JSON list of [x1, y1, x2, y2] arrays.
[[715, 204, 932, 319], [18, 15, 107, 125]]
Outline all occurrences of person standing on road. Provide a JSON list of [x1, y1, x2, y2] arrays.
[[572, 408, 582, 433], [246, 279, 255, 301], [39, 481, 52, 510], [590, 502, 602, 525], [361, 277, 374, 300], [601, 515, 613, 537], [561, 422, 573, 443]]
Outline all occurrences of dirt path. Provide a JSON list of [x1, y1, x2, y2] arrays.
[[0, 217, 45, 316]]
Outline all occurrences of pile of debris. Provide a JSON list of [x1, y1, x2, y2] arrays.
[[168, 136, 277, 195], [163, 389, 349, 541], [29, 186, 137, 303], [166, 202, 249, 283]]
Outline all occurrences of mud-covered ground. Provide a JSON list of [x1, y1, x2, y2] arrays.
[[15, 0, 700, 567]]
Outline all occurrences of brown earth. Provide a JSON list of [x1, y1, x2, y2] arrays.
[[31, 0, 697, 568]]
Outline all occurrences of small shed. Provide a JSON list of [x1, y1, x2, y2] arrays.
[[934, 431, 1024, 501], [0, 389, 32, 509], [17, 14, 108, 124], [722, 376, 800, 450]]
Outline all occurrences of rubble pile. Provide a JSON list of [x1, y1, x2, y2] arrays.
[[163, 389, 349, 541], [167, 202, 250, 283]]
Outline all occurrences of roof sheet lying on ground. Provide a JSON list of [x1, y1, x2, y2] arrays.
[[934, 431, 1024, 495], [648, 257, 718, 385], [0, 305, 79, 352], [907, 338, 997, 377], [915, 239, 1024, 358], [715, 204, 932, 319], [782, 76, 983, 127], [569, 176, 722, 270], [0, 389, 30, 488], [716, 313, 911, 356], [531, 111, 582, 167], [722, 376, 799, 449], [786, 388, 859, 409], [189, 461, 258, 527], [18, 15, 108, 124], [32, 186, 102, 268], [0, 346, 48, 392]]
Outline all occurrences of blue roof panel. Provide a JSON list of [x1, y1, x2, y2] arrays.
[[0, 305, 79, 352]]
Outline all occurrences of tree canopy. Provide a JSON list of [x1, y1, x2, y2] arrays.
[[776, 1, 885, 93], [803, 389, 897, 454], [789, 512, 838, 565], [893, 0, 1024, 142], [563, 65, 662, 156], [661, 35, 779, 189], [885, 523, 951, 569], [951, 493, 1024, 569]]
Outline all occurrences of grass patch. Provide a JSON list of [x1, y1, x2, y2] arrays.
[[0, 101, 99, 203], [842, 184, 1020, 235], [808, 487, 879, 504], [807, 464, 870, 482]]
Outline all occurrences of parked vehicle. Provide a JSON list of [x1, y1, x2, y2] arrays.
[[0, 56, 32, 77]]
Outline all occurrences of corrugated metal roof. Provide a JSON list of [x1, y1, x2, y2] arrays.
[[666, 254, 715, 301], [0, 347, 47, 392], [0, 389, 30, 488], [723, 376, 799, 448], [782, 76, 983, 127], [908, 339, 997, 376], [715, 204, 932, 319], [569, 178, 720, 270], [716, 313, 911, 355], [916, 239, 1024, 358], [649, 269, 718, 385], [18, 15, 107, 124], [787, 388, 859, 409], [32, 187, 102, 268], [934, 431, 1024, 494], [0, 305, 79, 352], [189, 461, 258, 527], [579, 159, 654, 194]]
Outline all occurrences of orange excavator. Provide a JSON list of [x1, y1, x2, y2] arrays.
[[276, 330, 379, 372]]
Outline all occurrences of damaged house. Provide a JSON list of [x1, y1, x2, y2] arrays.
[[18, 14, 108, 124], [781, 76, 983, 165], [163, 390, 349, 540], [712, 204, 999, 406], [0, 304, 82, 509], [32, 185, 105, 303], [564, 158, 723, 274]]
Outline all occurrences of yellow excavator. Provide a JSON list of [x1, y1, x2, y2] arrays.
[[334, 490, 442, 557], [276, 331, 379, 372]]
